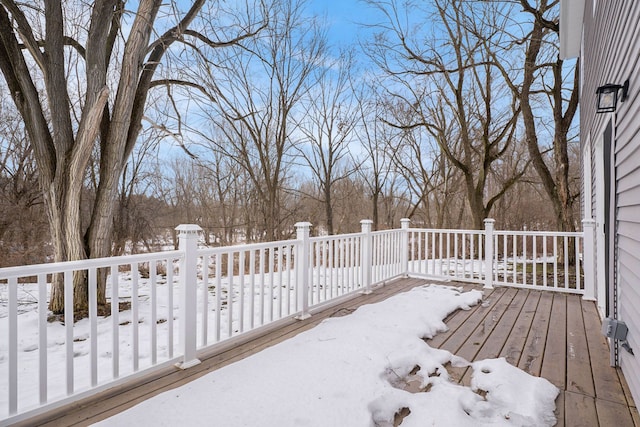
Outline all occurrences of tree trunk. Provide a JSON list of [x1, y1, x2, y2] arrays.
[[325, 186, 334, 235], [372, 188, 380, 231], [465, 175, 486, 230], [518, 9, 578, 233]]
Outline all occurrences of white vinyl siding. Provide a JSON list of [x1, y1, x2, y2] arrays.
[[581, 0, 640, 408]]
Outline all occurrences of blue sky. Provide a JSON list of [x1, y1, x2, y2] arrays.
[[307, 0, 378, 47]]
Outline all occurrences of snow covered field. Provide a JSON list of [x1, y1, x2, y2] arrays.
[[98, 284, 559, 426]]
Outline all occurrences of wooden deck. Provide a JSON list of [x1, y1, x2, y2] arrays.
[[428, 283, 639, 427], [16, 278, 639, 426]]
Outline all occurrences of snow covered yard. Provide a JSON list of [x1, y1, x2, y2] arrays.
[[97, 284, 560, 426], [0, 267, 300, 418]]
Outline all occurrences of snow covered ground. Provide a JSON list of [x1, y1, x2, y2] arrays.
[[98, 284, 559, 426], [0, 268, 299, 419]]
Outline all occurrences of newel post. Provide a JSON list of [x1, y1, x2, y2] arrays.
[[582, 219, 597, 301], [295, 222, 312, 320], [360, 220, 374, 294], [176, 224, 202, 369], [400, 218, 411, 276], [483, 218, 495, 290]]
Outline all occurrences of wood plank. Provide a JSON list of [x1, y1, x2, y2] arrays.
[[432, 287, 508, 354], [566, 295, 596, 397], [596, 398, 635, 427], [618, 367, 640, 426], [518, 290, 553, 376], [582, 299, 628, 403], [564, 391, 598, 427], [458, 289, 529, 384], [453, 288, 518, 362], [474, 288, 529, 360], [446, 288, 518, 385], [426, 286, 500, 349], [500, 290, 541, 366], [541, 293, 567, 390], [631, 406, 640, 427], [446, 281, 482, 293], [555, 391, 565, 427]]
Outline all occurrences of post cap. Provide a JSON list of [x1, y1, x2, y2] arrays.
[[294, 222, 312, 228], [360, 219, 374, 225], [175, 224, 203, 235], [483, 218, 496, 224]]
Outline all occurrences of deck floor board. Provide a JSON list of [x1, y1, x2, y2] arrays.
[[14, 278, 638, 427], [500, 289, 541, 366], [542, 293, 568, 390], [518, 290, 553, 377], [468, 288, 529, 363], [566, 295, 596, 397]]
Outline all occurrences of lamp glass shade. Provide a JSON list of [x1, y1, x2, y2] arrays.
[[596, 83, 622, 113], [598, 91, 616, 111]]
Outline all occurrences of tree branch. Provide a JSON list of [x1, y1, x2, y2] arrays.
[[0, 0, 45, 70]]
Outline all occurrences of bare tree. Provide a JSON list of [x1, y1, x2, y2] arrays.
[[387, 116, 466, 228], [297, 50, 358, 235], [111, 132, 162, 256], [489, 0, 579, 231], [189, 149, 250, 246], [351, 81, 398, 231], [0, 1, 265, 312], [366, 0, 527, 229], [188, 0, 326, 241]]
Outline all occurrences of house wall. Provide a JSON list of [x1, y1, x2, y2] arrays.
[[581, 0, 640, 408]]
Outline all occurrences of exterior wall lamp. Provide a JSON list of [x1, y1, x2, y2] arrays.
[[596, 79, 630, 113]]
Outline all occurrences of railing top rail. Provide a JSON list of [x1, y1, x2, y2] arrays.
[[371, 229, 404, 236], [0, 250, 183, 279], [493, 230, 583, 237], [407, 227, 486, 234], [407, 227, 582, 238], [310, 232, 363, 242], [197, 239, 298, 256]]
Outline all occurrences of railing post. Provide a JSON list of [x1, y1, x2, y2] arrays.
[[176, 224, 202, 369], [360, 219, 374, 294], [295, 222, 312, 320], [400, 218, 411, 276], [582, 218, 596, 301], [483, 218, 495, 290]]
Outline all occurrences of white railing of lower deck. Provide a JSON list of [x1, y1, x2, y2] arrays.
[[0, 218, 593, 424], [491, 230, 584, 293], [407, 228, 486, 283], [406, 220, 587, 295], [371, 229, 404, 284]]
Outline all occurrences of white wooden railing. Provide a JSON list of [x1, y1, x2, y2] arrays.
[[0, 218, 594, 424], [406, 219, 592, 295]]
